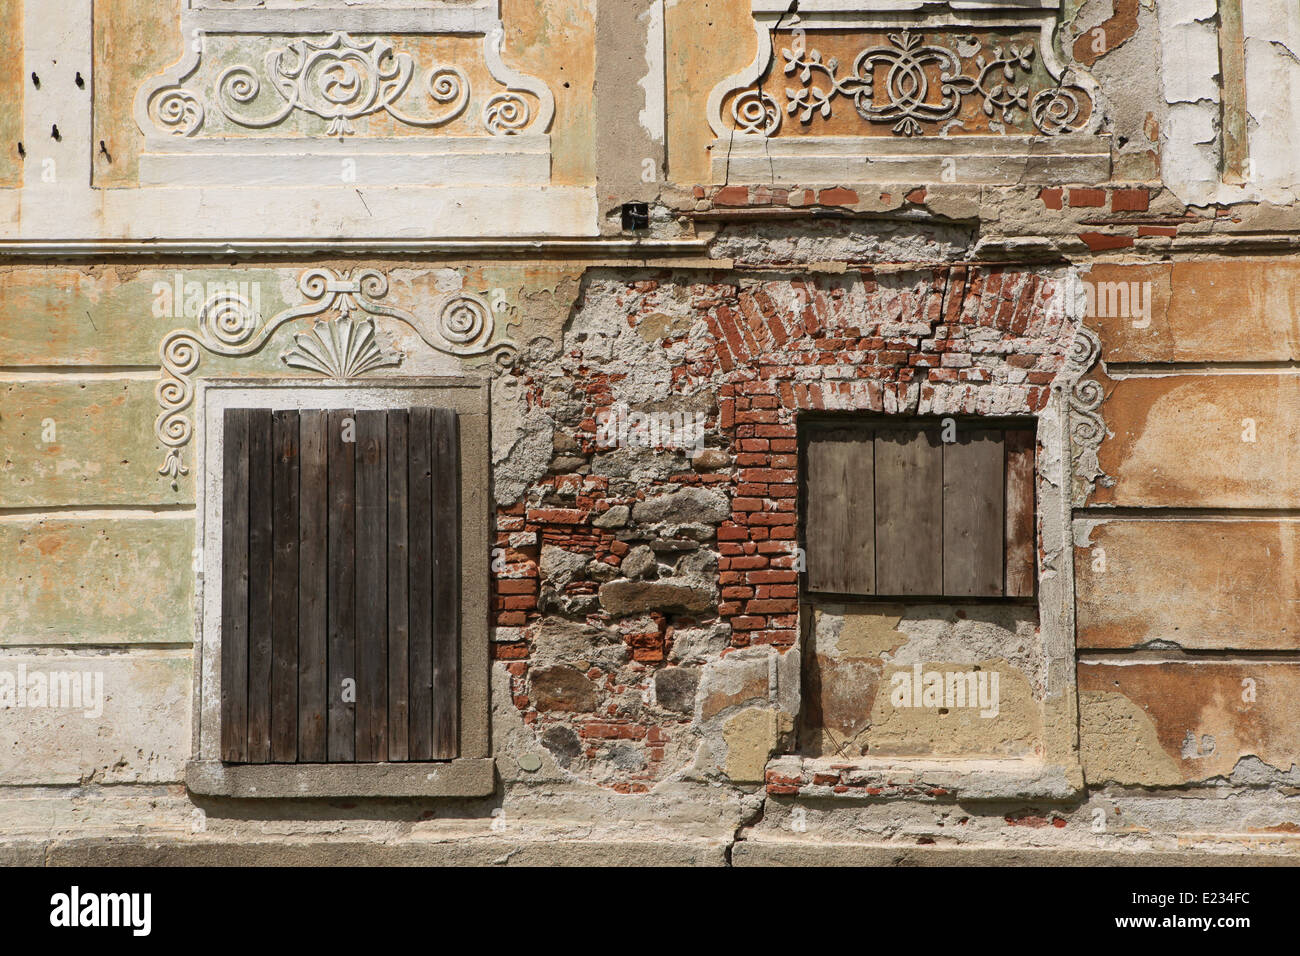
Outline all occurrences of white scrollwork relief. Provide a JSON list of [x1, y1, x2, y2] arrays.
[[213, 33, 470, 136], [154, 268, 518, 484], [135, 5, 556, 144], [1061, 321, 1114, 504], [776, 32, 1089, 137], [1030, 85, 1093, 136], [1065, 324, 1106, 453], [708, 1, 1102, 142], [732, 89, 782, 136], [151, 87, 206, 137], [482, 92, 532, 135]]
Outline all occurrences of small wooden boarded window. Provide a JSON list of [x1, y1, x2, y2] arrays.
[[220, 407, 461, 764], [801, 417, 1035, 599]]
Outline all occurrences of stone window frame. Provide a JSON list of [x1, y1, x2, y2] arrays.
[[186, 377, 495, 798], [775, 383, 1086, 800]]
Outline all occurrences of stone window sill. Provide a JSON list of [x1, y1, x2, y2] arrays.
[[765, 756, 1084, 802], [186, 759, 496, 799]]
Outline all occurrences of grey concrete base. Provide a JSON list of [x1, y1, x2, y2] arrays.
[[0, 841, 49, 866], [3, 834, 1298, 866], [185, 759, 496, 798], [25, 837, 728, 867], [732, 841, 1300, 867]]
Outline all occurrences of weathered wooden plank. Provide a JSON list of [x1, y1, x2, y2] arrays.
[[246, 408, 274, 763], [354, 410, 388, 762], [270, 410, 300, 763], [431, 408, 461, 760], [874, 428, 943, 596], [1004, 429, 1036, 598], [407, 407, 434, 761], [386, 410, 411, 762], [327, 409, 357, 762], [297, 410, 328, 762], [943, 430, 1005, 597], [804, 428, 875, 594], [220, 408, 250, 763]]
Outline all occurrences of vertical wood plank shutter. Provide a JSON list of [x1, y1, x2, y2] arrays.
[[220, 407, 461, 764], [874, 428, 943, 596], [942, 430, 1004, 597], [803, 420, 1036, 599], [805, 428, 875, 595]]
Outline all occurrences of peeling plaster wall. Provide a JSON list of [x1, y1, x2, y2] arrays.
[[2, 0, 1300, 861]]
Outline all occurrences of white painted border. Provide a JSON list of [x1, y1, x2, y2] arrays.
[[90, 186, 598, 241], [713, 134, 1111, 184]]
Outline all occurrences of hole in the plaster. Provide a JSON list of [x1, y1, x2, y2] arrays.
[[30, 72, 39, 88], [75, 72, 85, 89], [51, 125, 61, 141], [621, 202, 650, 231]]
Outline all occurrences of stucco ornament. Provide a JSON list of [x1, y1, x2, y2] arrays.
[[708, 0, 1102, 144], [154, 268, 518, 485], [214, 33, 470, 136], [280, 316, 403, 378], [136, 11, 555, 142], [152, 87, 206, 137], [732, 89, 783, 135], [780, 32, 1089, 136], [1065, 324, 1106, 453]]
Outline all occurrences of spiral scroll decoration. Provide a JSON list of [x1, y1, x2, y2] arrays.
[[149, 33, 475, 137], [1031, 86, 1091, 135], [483, 93, 532, 135], [155, 291, 262, 485], [153, 268, 519, 483], [773, 31, 1094, 137], [731, 89, 781, 136], [1064, 325, 1107, 453], [152, 87, 206, 137]]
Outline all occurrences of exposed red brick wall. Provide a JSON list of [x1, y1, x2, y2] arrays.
[[690, 266, 1066, 646], [490, 265, 1074, 787]]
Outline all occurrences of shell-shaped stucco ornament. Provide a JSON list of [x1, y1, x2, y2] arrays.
[[281, 316, 403, 379]]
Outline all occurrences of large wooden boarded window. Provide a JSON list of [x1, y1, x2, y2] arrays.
[[801, 417, 1036, 599], [220, 407, 461, 764]]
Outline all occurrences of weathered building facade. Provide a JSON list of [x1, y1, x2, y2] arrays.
[[2, 0, 1300, 864]]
